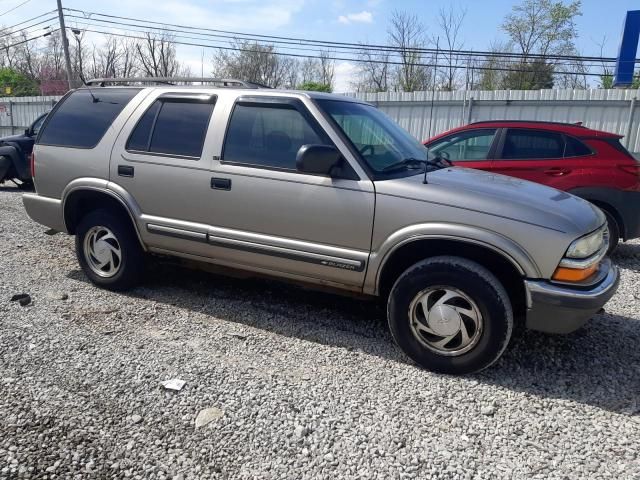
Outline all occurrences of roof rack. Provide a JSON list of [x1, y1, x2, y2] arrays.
[[84, 77, 271, 88], [470, 119, 586, 128]]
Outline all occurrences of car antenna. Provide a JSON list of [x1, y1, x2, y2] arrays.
[[423, 37, 439, 185], [78, 73, 99, 103]]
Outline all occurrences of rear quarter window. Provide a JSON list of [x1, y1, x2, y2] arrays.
[[563, 136, 592, 157], [38, 88, 140, 149]]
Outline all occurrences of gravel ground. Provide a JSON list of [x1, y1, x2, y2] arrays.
[[1, 184, 640, 480]]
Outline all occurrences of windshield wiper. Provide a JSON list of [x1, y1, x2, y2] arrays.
[[381, 157, 451, 173]]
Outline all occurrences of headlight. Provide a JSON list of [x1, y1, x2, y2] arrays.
[[552, 225, 608, 283], [565, 226, 608, 259]]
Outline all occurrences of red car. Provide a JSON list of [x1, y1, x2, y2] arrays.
[[424, 120, 640, 251]]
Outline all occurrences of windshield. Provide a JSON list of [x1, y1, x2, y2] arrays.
[[317, 99, 433, 177]]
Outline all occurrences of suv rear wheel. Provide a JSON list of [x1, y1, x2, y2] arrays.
[[387, 256, 513, 374], [75, 209, 144, 291]]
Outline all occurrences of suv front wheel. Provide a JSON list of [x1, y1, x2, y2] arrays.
[[387, 256, 513, 374], [75, 209, 144, 291]]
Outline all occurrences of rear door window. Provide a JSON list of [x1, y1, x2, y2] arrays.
[[502, 130, 564, 159], [38, 88, 140, 148], [127, 98, 215, 158]]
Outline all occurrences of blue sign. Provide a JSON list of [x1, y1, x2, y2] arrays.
[[614, 10, 640, 86]]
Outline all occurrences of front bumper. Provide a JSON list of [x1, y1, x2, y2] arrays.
[[524, 258, 619, 334]]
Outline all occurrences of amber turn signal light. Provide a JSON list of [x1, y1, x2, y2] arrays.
[[552, 263, 598, 282]]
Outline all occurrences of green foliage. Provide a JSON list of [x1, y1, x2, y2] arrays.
[[599, 74, 613, 89], [0, 68, 39, 96], [503, 60, 555, 90], [297, 81, 332, 93], [599, 73, 640, 89], [502, 0, 582, 57]]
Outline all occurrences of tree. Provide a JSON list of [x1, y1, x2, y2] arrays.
[[297, 81, 331, 92], [501, 0, 581, 89], [0, 67, 38, 96], [434, 5, 467, 91], [477, 41, 512, 90], [136, 33, 180, 77], [388, 10, 431, 92], [354, 45, 390, 92], [503, 59, 555, 89], [213, 40, 297, 88], [297, 52, 335, 90]]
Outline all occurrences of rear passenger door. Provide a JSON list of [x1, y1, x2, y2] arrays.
[[110, 92, 218, 255], [492, 128, 591, 190], [206, 96, 375, 288]]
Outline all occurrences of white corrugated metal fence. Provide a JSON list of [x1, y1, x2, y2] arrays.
[[350, 89, 640, 153], [0, 96, 60, 137], [3, 90, 640, 154]]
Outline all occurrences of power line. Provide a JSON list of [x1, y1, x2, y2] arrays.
[[67, 15, 624, 72], [65, 7, 639, 64], [66, 16, 619, 71], [0, 16, 58, 40], [76, 26, 609, 78], [0, 9, 57, 29], [67, 18, 616, 71], [0, 0, 34, 17], [0, 28, 57, 48]]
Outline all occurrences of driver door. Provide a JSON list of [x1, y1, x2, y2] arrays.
[[205, 96, 375, 288], [426, 128, 499, 172]]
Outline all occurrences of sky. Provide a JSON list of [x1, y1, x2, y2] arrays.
[[1, 0, 638, 91]]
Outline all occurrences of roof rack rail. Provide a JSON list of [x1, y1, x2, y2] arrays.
[[85, 77, 271, 88], [470, 119, 587, 128]]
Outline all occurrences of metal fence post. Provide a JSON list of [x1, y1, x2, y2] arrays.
[[466, 97, 474, 125], [8, 100, 13, 135], [625, 97, 637, 150]]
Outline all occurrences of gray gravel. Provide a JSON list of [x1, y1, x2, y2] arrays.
[[1, 184, 640, 479]]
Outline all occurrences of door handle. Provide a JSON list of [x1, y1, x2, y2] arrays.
[[118, 165, 134, 177], [544, 167, 570, 176], [211, 177, 232, 190]]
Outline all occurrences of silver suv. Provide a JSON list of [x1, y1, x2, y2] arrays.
[[23, 78, 619, 374]]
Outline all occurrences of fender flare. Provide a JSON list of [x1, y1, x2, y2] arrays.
[[61, 178, 146, 249], [364, 223, 541, 295]]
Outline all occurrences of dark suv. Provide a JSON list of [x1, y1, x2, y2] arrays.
[[0, 112, 47, 188], [424, 120, 640, 251]]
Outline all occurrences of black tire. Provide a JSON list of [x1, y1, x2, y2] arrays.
[[602, 210, 620, 254], [75, 209, 144, 291], [387, 256, 513, 375]]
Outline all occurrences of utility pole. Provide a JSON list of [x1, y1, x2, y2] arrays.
[[56, 0, 74, 90]]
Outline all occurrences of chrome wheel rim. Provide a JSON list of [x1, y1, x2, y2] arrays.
[[408, 286, 483, 356], [83, 226, 122, 278]]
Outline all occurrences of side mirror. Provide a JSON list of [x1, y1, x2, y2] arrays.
[[24, 128, 31, 136], [296, 144, 341, 176]]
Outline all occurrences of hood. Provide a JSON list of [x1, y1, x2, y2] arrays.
[[375, 167, 604, 236], [0, 133, 28, 143]]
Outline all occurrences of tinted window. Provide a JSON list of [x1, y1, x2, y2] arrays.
[[127, 101, 160, 151], [564, 136, 592, 157], [429, 129, 496, 161], [126, 100, 214, 158], [223, 104, 328, 170], [502, 130, 564, 159], [39, 89, 140, 148]]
